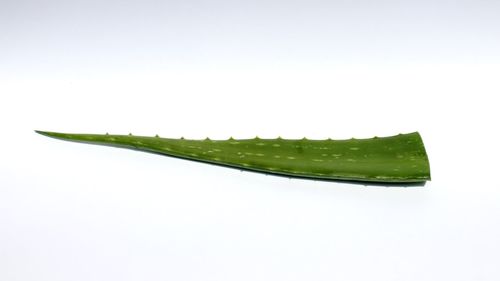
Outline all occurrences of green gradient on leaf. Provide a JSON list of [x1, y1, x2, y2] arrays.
[[36, 131, 431, 183]]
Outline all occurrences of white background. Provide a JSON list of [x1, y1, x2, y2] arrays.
[[1, 1, 499, 280]]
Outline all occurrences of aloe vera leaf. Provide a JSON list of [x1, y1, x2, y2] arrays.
[[35, 131, 431, 183]]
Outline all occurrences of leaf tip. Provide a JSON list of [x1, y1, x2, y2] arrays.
[[35, 130, 54, 137]]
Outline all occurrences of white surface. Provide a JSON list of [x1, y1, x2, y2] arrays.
[[1, 1, 500, 280]]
